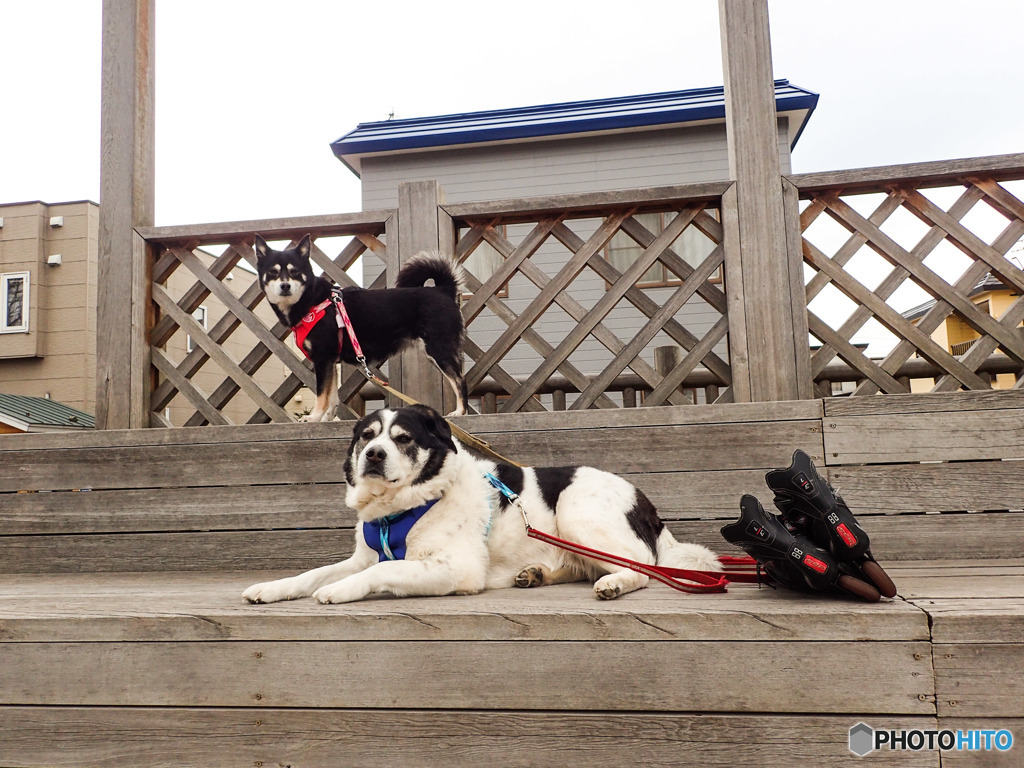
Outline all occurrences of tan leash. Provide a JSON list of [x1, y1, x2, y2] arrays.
[[327, 286, 523, 468], [358, 368, 525, 468]]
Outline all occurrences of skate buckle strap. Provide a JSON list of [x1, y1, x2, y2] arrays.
[[482, 474, 757, 595]]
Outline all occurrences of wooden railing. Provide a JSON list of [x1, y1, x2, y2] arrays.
[[132, 154, 1024, 426], [137, 212, 392, 426], [792, 153, 1024, 397]]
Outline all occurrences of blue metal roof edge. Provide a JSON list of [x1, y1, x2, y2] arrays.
[[331, 80, 818, 161]]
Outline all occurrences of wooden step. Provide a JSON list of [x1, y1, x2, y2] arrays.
[[1, 561, 1021, 767]]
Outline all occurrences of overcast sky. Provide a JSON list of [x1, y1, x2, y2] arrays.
[[1, 1, 1022, 227]]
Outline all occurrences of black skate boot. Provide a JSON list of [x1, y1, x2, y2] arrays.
[[765, 450, 897, 598], [720, 495, 880, 601]]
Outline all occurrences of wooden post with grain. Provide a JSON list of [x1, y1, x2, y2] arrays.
[[719, 0, 812, 402], [96, 0, 155, 428]]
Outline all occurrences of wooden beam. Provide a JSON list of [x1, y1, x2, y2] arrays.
[[393, 181, 449, 411], [96, 0, 155, 429], [442, 182, 733, 222], [136, 210, 394, 246], [789, 151, 1024, 196], [719, 0, 804, 401]]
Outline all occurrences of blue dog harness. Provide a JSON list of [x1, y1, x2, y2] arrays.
[[363, 499, 439, 562]]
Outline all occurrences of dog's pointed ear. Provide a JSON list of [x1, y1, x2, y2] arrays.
[[296, 234, 312, 260], [254, 234, 270, 264]]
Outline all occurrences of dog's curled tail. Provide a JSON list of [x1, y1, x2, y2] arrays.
[[655, 529, 723, 573], [395, 251, 466, 300]]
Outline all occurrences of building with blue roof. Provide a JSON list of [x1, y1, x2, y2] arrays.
[[331, 80, 817, 208], [329, 80, 818, 408]]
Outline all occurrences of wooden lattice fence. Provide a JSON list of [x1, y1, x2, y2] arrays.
[[138, 213, 392, 426], [446, 185, 733, 412], [793, 157, 1024, 397], [132, 156, 1024, 427]]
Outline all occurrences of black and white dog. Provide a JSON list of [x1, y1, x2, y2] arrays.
[[242, 404, 720, 604], [255, 234, 468, 419]]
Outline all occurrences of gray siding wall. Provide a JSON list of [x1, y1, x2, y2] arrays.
[[360, 121, 792, 208], [354, 120, 792, 403]]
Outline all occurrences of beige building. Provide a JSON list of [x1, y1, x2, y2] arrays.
[[0, 200, 99, 411], [906, 273, 1024, 392], [0, 200, 305, 425]]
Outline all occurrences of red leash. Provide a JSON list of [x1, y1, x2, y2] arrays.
[[526, 526, 759, 594], [482, 471, 758, 594]]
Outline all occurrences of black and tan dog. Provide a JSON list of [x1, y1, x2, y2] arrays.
[[255, 234, 468, 419]]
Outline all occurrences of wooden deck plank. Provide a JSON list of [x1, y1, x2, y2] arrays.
[[0, 484, 350, 535], [4, 464, 1019, 538], [823, 389, 1024, 417], [0, 638, 933, 713], [910, 599, 1024, 643], [934, 644, 1024, 717], [1, 513, 1017, 574], [469, 420, 823, 473], [3, 465, 1018, 538], [0, 708, 942, 768], [0, 419, 358, 453], [0, 529, 353, 574], [451, 398, 823, 432], [824, 409, 1024, 464], [675, 513, 1024, 562], [828, 462, 1024, 515], [0, 437, 352, 492], [0, 573, 928, 643]]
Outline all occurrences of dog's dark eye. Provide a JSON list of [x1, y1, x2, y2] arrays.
[[288, 267, 302, 278], [360, 429, 375, 441], [393, 434, 412, 445]]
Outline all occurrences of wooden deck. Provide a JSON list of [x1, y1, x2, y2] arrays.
[[2, 391, 1022, 766], [0, 563, 1020, 767]]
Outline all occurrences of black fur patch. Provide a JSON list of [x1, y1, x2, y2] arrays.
[[494, 464, 525, 510], [393, 406, 456, 484], [534, 466, 577, 512], [626, 490, 664, 556]]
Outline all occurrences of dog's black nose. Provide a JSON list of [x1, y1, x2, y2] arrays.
[[278, 282, 292, 295], [365, 446, 386, 464]]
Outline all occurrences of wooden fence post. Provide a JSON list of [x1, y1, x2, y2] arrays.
[[393, 181, 456, 413], [719, 0, 811, 402], [96, 0, 155, 428]]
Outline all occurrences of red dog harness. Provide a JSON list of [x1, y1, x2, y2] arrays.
[[291, 286, 366, 363]]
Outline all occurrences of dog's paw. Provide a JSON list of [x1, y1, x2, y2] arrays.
[[312, 580, 366, 604], [595, 582, 622, 600], [514, 565, 545, 588], [242, 579, 302, 604]]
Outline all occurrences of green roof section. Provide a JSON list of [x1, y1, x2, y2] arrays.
[[0, 394, 95, 431]]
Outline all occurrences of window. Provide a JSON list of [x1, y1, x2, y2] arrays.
[[1, 272, 30, 333], [606, 211, 721, 288], [186, 306, 207, 353]]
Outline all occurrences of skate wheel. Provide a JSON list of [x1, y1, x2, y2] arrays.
[[837, 573, 881, 602], [861, 560, 897, 598]]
